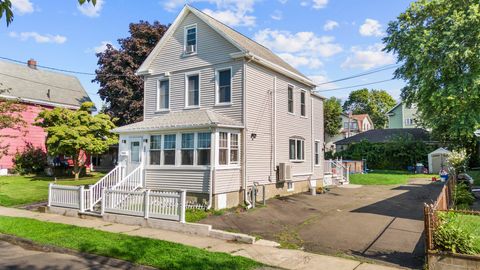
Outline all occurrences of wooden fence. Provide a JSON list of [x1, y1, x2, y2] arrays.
[[102, 189, 186, 222]]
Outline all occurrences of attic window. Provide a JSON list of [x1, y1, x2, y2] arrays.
[[185, 25, 197, 54]]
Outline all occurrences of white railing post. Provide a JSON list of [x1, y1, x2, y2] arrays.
[[79, 186, 85, 213], [144, 189, 150, 219], [48, 183, 53, 207], [179, 190, 186, 223], [101, 189, 106, 215], [346, 165, 350, 183], [89, 185, 94, 211]]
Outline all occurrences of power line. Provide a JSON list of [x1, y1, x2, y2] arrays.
[[316, 64, 399, 86], [315, 79, 396, 92]]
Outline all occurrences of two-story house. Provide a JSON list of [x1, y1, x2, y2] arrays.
[[387, 102, 418, 128], [111, 5, 325, 209], [325, 113, 374, 151]]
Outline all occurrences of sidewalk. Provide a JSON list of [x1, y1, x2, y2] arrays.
[[0, 207, 401, 270]]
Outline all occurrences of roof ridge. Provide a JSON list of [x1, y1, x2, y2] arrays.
[[0, 59, 80, 80]]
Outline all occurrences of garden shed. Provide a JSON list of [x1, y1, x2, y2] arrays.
[[428, 148, 450, 174]]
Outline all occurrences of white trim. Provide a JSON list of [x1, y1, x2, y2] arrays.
[[184, 71, 201, 108], [156, 77, 171, 111], [289, 137, 305, 162], [216, 129, 241, 168], [183, 23, 198, 56], [215, 67, 233, 105]]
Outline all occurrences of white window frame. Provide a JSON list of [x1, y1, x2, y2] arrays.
[[287, 84, 294, 114], [216, 130, 241, 168], [314, 140, 321, 166], [300, 89, 307, 117], [185, 72, 201, 108], [184, 24, 197, 55], [215, 67, 233, 105], [289, 137, 305, 162], [149, 134, 162, 165], [156, 78, 170, 111]]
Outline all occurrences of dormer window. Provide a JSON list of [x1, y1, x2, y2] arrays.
[[185, 25, 197, 54]]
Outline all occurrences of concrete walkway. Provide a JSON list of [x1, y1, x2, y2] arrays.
[[0, 207, 401, 270]]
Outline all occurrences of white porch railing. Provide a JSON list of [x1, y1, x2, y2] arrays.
[[323, 159, 350, 185], [87, 165, 125, 210], [111, 165, 143, 192], [102, 189, 186, 222], [48, 184, 82, 209]]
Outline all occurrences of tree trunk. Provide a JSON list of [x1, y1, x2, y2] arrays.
[[73, 153, 80, 180]]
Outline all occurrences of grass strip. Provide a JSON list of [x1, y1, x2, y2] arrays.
[[349, 170, 435, 185], [0, 216, 261, 270]]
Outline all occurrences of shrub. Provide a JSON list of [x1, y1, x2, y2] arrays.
[[453, 183, 475, 209], [447, 149, 469, 175], [12, 143, 47, 175], [435, 212, 479, 254]]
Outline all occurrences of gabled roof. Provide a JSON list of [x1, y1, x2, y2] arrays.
[[335, 128, 431, 145], [137, 5, 315, 87], [387, 102, 402, 114], [111, 109, 243, 133], [0, 60, 93, 109]]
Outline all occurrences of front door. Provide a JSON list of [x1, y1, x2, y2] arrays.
[[127, 137, 142, 174]]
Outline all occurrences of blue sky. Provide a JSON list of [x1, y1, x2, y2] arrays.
[[1, 0, 413, 109]]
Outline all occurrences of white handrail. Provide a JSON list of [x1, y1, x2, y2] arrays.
[[108, 165, 143, 208], [88, 165, 124, 210]]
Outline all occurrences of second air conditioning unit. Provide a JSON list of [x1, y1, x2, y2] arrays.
[[278, 163, 292, 182]]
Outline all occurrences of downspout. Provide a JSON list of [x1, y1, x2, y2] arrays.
[[243, 56, 252, 209], [272, 76, 277, 181], [207, 127, 216, 210]]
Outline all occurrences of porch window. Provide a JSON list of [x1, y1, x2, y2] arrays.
[[157, 79, 169, 110], [197, 132, 211, 165], [219, 132, 228, 165], [181, 133, 194, 165], [186, 74, 200, 107], [230, 133, 239, 164], [289, 137, 305, 161], [163, 134, 176, 165], [314, 141, 320, 165], [216, 68, 231, 104], [150, 135, 161, 165], [288, 85, 294, 113], [300, 90, 306, 117]]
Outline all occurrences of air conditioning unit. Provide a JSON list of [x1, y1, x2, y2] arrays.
[[164, 71, 171, 77], [185, 45, 196, 54], [278, 163, 292, 182]]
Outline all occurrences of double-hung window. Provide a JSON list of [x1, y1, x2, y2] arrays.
[[163, 134, 176, 165], [218, 131, 240, 166], [314, 141, 320, 165], [150, 135, 162, 165], [197, 132, 211, 165], [289, 138, 305, 162], [217, 68, 231, 104], [219, 132, 228, 165], [181, 133, 194, 165], [186, 74, 200, 107], [157, 79, 169, 110], [185, 25, 197, 54], [230, 133, 239, 164], [288, 85, 294, 113], [300, 91, 306, 117]]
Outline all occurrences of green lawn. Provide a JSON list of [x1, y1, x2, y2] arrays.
[[0, 216, 261, 270], [349, 170, 435, 185], [456, 213, 480, 252], [0, 172, 105, 207]]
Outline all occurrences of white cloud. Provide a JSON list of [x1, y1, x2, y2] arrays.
[[11, 0, 34, 14], [341, 43, 395, 70], [162, 0, 257, 27], [278, 0, 288, 4], [310, 74, 337, 91], [271, 10, 282, 20], [359, 18, 383, 37], [9, 31, 67, 44], [323, 20, 339, 31], [77, 0, 104, 17], [93, 41, 115, 53], [278, 53, 323, 69], [254, 29, 342, 58], [312, 0, 328, 9]]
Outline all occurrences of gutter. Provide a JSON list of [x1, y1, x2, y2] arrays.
[[243, 58, 252, 209]]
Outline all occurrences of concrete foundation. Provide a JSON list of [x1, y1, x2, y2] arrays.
[[428, 251, 480, 270]]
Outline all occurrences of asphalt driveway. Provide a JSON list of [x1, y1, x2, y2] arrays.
[[201, 178, 443, 269]]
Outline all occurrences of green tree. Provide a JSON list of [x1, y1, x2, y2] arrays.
[[384, 0, 480, 148], [0, 84, 25, 159], [94, 21, 168, 126], [343, 88, 396, 129], [324, 97, 343, 136], [0, 0, 95, 26], [36, 102, 117, 180]]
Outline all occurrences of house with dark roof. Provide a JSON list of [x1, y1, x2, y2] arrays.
[[325, 113, 374, 151], [335, 128, 431, 152], [0, 59, 94, 173], [98, 5, 328, 210]]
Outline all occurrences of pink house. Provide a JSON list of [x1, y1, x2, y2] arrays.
[[0, 59, 94, 172]]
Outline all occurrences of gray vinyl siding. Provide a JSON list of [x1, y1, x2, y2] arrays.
[[145, 169, 210, 193], [214, 169, 241, 194], [245, 61, 319, 186], [143, 60, 244, 122], [148, 12, 241, 75]]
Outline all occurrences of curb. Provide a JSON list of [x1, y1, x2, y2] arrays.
[[0, 234, 157, 270]]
